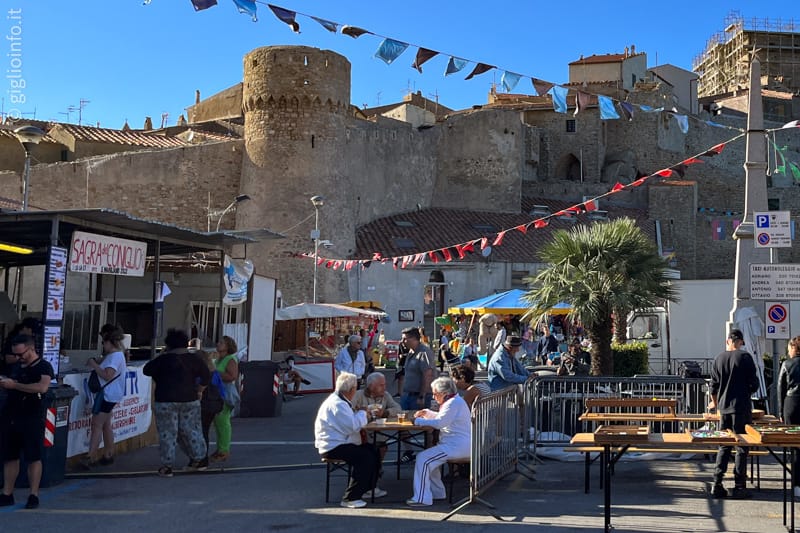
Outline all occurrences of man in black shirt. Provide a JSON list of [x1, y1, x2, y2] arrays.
[[709, 329, 759, 499], [0, 334, 55, 509]]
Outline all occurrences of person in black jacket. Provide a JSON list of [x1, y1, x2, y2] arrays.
[[778, 336, 800, 497], [708, 329, 759, 499], [143, 329, 210, 477]]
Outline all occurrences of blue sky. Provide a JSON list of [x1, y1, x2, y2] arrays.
[[4, 1, 798, 129]]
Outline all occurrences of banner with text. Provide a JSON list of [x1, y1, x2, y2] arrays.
[[69, 230, 147, 277], [63, 366, 152, 457]]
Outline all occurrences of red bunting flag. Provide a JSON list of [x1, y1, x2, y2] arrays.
[[515, 224, 528, 234], [392, 258, 399, 270], [701, 143, 726, 157], [325, 260, 334, 269], [631, 177, 647, 187], [480, 237, 489, 250], [611, 182, 625, 192], [534, 219, 549, 229], [372, 252, 382, 261], [441, 248, 453, 262], [413, 253, 425, 265], [333, 260, 342, 270], [492, 231, 507, 246], [682, 157, 704, 166], [655, 169, 674, 178], [462, 241, 475, 254], [345, 260, 355, 271], [583, 199, 598, 211], [316, 257, 325, 266], [455, 244, 466, 259], [428, 251, 439, 263]]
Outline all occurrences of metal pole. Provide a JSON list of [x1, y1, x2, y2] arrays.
[[727, 55, 773, 409], [313, 206, 319, 304], [21, 150, 31, 211]]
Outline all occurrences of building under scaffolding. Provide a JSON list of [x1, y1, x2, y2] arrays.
[[693, 11, 800, 98]]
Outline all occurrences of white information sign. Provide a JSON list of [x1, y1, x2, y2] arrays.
[[765, 301, 791, 340], [69, 230, 147, 277], [63, 366, 152, 457], [750, 264, 800, 300], [754, 211, 792, 248]]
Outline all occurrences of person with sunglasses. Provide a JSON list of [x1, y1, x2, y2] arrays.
[[0, 334, 55, 509]]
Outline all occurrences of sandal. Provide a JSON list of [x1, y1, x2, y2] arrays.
[[210, 451, 229, 462]]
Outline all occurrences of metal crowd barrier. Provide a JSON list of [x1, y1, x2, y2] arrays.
[[522, 374, 709, 458], [443, 385, 521, 521]]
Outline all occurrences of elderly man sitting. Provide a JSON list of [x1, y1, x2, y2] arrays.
[[314, 372, 383, 508], [406, 376, 470, 507], [487, 335, 531, 391], [353, 372, 402, 459]]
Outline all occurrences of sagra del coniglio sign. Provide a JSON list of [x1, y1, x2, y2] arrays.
[[69, 231, 147, 277]]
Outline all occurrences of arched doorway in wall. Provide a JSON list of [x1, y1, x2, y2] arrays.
[[423, 270, 445, 347], [554, 153, 582, 181]]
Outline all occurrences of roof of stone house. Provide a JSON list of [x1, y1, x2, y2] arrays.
[[569, 53, 629, 65], [354, 197, 652, 263], [0, 125, 60, 144], [362, 92, 455, 119], [49, 123, 187, 148]]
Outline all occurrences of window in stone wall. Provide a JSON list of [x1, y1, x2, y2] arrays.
[[511, 270, 529, 289], [566, 119, 576, 133], [768, 198, 780, 210]]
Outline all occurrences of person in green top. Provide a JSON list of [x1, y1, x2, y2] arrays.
[[211, 336, 239, 462]]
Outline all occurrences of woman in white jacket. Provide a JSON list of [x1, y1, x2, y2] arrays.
[[406, 376, 471, 507]]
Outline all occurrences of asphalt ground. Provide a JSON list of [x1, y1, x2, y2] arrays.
[[0, 384, 797, 533]]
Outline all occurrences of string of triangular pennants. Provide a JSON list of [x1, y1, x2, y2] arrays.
[[302, 132, 752, 271], [156, 0, 746, 134]]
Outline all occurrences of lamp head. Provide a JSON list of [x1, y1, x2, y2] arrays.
[[310, 195, 325, 208], [235, 194, 250, 204], [13, 125, 45, 153]]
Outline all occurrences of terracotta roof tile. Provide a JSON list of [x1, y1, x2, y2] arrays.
[[354, 197, 652, 263], [569, 53, 628, 65], [51, 123, 187, 148]]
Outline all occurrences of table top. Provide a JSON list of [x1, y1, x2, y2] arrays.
[[363, 418, 434, 432], [570, 432, 777, 447], [579, 412, 780, 423]]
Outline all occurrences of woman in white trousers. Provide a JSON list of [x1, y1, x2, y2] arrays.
[[406, 377, 471, 506]]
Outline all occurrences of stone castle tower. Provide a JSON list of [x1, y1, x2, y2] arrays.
[[238, 46, 352, 303]]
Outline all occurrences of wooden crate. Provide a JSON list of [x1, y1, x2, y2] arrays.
[[594, 424, 649, 443], [746, 424, 800, 444]]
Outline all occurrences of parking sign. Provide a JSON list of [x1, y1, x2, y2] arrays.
[[754, 211, 792, 248], [765, 301, 791, 339]]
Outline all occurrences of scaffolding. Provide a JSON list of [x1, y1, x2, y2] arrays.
[[693, 11, 800, 97]]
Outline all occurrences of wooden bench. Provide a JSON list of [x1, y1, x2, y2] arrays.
[[563, 444, 769, 494], [321, 456, 351, 503]]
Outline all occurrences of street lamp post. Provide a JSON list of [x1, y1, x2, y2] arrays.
[[211, 194, 251, 232], [728, 56, 773, 408], [310, 195, 324, 304], [13, 125, 45, 211]]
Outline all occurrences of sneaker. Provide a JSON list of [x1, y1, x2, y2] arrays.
[[98, 456, 114, 466], [363, 487, 387, 499], [157, 466, 173, 478], [400, 451, 416, 464], [730, 487, 753, 500], [405, 498, 430, 507], [24, 494, 39, 510], [0, 493, 14, 507], [185, 460, 208, 472], [710, 484, 727, 498], [340, 499, 367, 509]]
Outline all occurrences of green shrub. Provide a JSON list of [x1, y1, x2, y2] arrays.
[[612, 341, 649, 376]]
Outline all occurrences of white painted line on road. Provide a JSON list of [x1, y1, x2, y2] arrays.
[[33, 509, 149, 515], [229, 441, 314, 445]]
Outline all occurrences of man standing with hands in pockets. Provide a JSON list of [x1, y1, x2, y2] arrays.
[[708, 329, 759, 499]]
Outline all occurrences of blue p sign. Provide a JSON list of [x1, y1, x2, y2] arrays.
[[756, 215, 770, 228]]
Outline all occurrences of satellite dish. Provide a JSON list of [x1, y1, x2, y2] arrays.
[[481, 246, 493, 257]]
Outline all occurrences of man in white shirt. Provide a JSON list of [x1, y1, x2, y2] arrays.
[[334, 335, 366, 383], [314, 372, 383, 508]]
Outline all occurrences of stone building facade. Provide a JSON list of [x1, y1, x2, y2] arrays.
[[0, 44, 798, 316]]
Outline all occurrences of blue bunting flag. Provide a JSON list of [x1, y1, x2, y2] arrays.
[[549, 86, 568, 114], [501, 71, 522, 92], [232, 0, 257, 21], [374, 38, 409, 65], [598, 95, 620, 120], [445, 57, 468, 76]]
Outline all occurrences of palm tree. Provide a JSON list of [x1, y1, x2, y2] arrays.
[[523, 218, 678, 375]]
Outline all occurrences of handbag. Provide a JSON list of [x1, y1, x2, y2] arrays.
[[88, 368, 120, 394], [223, 380, 240, 408]]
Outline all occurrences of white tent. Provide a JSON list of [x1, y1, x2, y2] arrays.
[[275, 303, 385, 321], [733, 306, 767, 399]]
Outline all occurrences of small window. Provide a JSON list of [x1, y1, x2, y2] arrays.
[[768, 198, 780, 210], [393, 238, 416, 249], [471, 223, 496, 233], [566, 119, 576, 133], [511, 270, 529, 289], [631, 73, 636, 87], [60, 149, 69, 161]]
